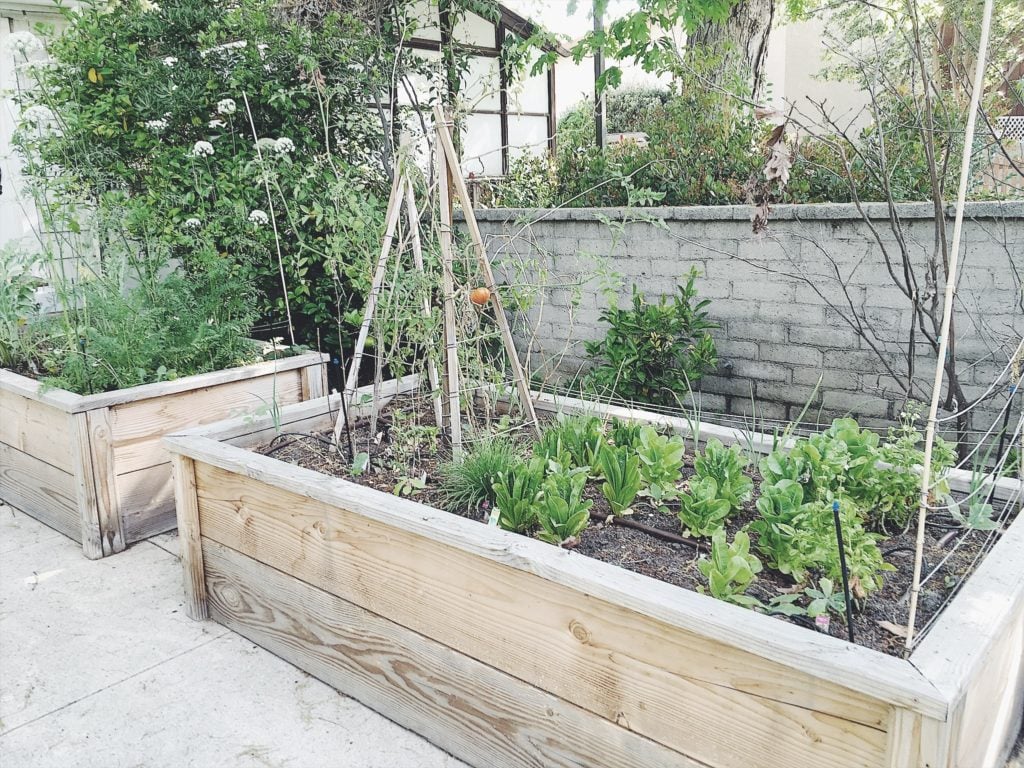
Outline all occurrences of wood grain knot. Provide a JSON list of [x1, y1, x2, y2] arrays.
[[569, 620, 592, 645], [220, 585, 243, 608]]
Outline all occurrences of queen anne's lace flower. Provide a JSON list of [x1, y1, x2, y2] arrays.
[[208, 119, 225, 129], [4, 31, 44, 56], [145, 118, 168, 132], [273, 137, 295, 155], [248, 209, 269, 226], [20, 105, 56, 125], [184, 218, 201, 229], [216, 98, 237, 116], [190, 140, 214, 158]]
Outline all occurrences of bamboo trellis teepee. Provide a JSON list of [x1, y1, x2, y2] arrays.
[[332, 108, 540, 456]]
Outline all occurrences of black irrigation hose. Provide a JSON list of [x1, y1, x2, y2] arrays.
[[589, 510, 709, 553], [265, 431, 337, 457]]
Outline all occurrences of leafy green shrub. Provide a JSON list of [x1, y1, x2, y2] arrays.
[[536, 468, 593, 545], [0, 245, 43, 370], [635, 426, 685, 504], [440, 437, 525, 512], [14, 0, 393, 349], [677, 477, 731, 537], [693, 439, 753, 513], [41, 258, 260, 394], [584, 268, 717, 406], [598, 444, 643, 515], [494, 457, 546, 533], [698, 529, 762, 608]]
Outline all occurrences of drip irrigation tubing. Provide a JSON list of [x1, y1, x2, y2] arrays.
[[588, 510, 709, 553]]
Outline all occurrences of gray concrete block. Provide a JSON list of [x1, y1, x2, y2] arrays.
[[759, 344, 824, 368], [792, 366, 862, 391], [726, 358, 792, 383], [788, 325, 859, 348], [729, 320, 787, 342]]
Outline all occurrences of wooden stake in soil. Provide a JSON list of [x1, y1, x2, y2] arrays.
[[436, 117, 464, 457], [905, 0, 994, 650], [405, 180, 445, 431], [432, 105, 541, 439], [336, 171, 405, 446]]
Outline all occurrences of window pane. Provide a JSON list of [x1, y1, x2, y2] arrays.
[[507, 115, 550, 160], [460, 55, 500, 111], [462, 113, 503, 176]]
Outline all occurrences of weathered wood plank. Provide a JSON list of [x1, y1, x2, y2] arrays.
[[203, 539, 707, 768], [299, 361, 327, 402], [116, 465, 176, 543], [72, 352, 328, 412], [86, 407, 125, 555], [0, 442, 79, 540], [167, 432, 945, 722], [110, 371, 303, 474], [70, 412, 103, 558], [168, 374, 420, 448], [172, 454, 207, 620], [0, 369, 81, 412], [192, 462, 893, 768], [0, 388, 74, 473]]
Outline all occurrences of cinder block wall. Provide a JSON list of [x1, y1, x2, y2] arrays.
[[465, 201, 1024, 437]]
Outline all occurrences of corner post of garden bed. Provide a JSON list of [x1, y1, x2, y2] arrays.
[[69, 411, 106, 560], [170, 451, 209, 620]]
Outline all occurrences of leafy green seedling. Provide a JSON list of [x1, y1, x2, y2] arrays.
[[598, 444, 643, 515], [677, 477, 731, 537], [698, 529, 763, 608], [694, 438, 753, 512], [636, 425, 685, 505], [536, 468, 593, 545], [493, 457, 546, 533]]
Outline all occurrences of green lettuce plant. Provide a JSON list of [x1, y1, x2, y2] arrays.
[[635, 426, 685, 505], [536, 468, 593, 545], [677, 477, 731, 537], [694, 439, 753, 512], [493, 457, 546, 534], [698, 529, 762, 608], [598, 444, 643, 515]]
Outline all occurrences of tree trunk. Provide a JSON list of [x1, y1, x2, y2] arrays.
[[686, 0, 775, 102]]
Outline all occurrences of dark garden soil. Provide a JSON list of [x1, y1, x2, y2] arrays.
[[256, 393, 1015, 658]]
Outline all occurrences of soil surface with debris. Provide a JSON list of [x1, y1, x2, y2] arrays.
[[257, 394, 1015, 658]]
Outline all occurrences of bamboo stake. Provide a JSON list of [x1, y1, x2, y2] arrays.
[[436, 116, 464, 456], [405, 180, 445, 430], [432, 105, 541, 438], [334, 172, 403, 444], [905, 0, 994, 650]]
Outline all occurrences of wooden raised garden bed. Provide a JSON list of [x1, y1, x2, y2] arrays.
[[0, 351, 327, 558], [164, 381, 1024, 768]]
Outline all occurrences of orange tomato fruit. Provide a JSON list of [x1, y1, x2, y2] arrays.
[[470, 286, 491, 305]]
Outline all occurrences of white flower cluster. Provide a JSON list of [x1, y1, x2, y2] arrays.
[[4, 31, 45, 57], [162, 56, 178, 67], [248, 209, 269, 227], [190, 140, 214, 158], [216, 98, 236, 116], [145, 118, 169, 132], [208, 119, 226, 129], [184, 217, 202, 229], [273, 137, 294, 155], [138, 0, 161, 12], [20, 105, 56, 126]]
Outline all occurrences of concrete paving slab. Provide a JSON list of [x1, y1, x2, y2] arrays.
[[0, 631, 465, 768], [0, 506, 467, 768], [0, 508, 222, 733]]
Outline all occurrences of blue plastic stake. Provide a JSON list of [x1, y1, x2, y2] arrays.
[[832, 500, 856, 644]]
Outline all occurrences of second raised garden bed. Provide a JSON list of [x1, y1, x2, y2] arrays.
[[0, 351, 327, 558], [164, 381, 1024, 768]]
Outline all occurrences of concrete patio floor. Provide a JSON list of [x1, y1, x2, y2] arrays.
[[0, 503, 467, 768], [2, 501, 1022, 768]]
